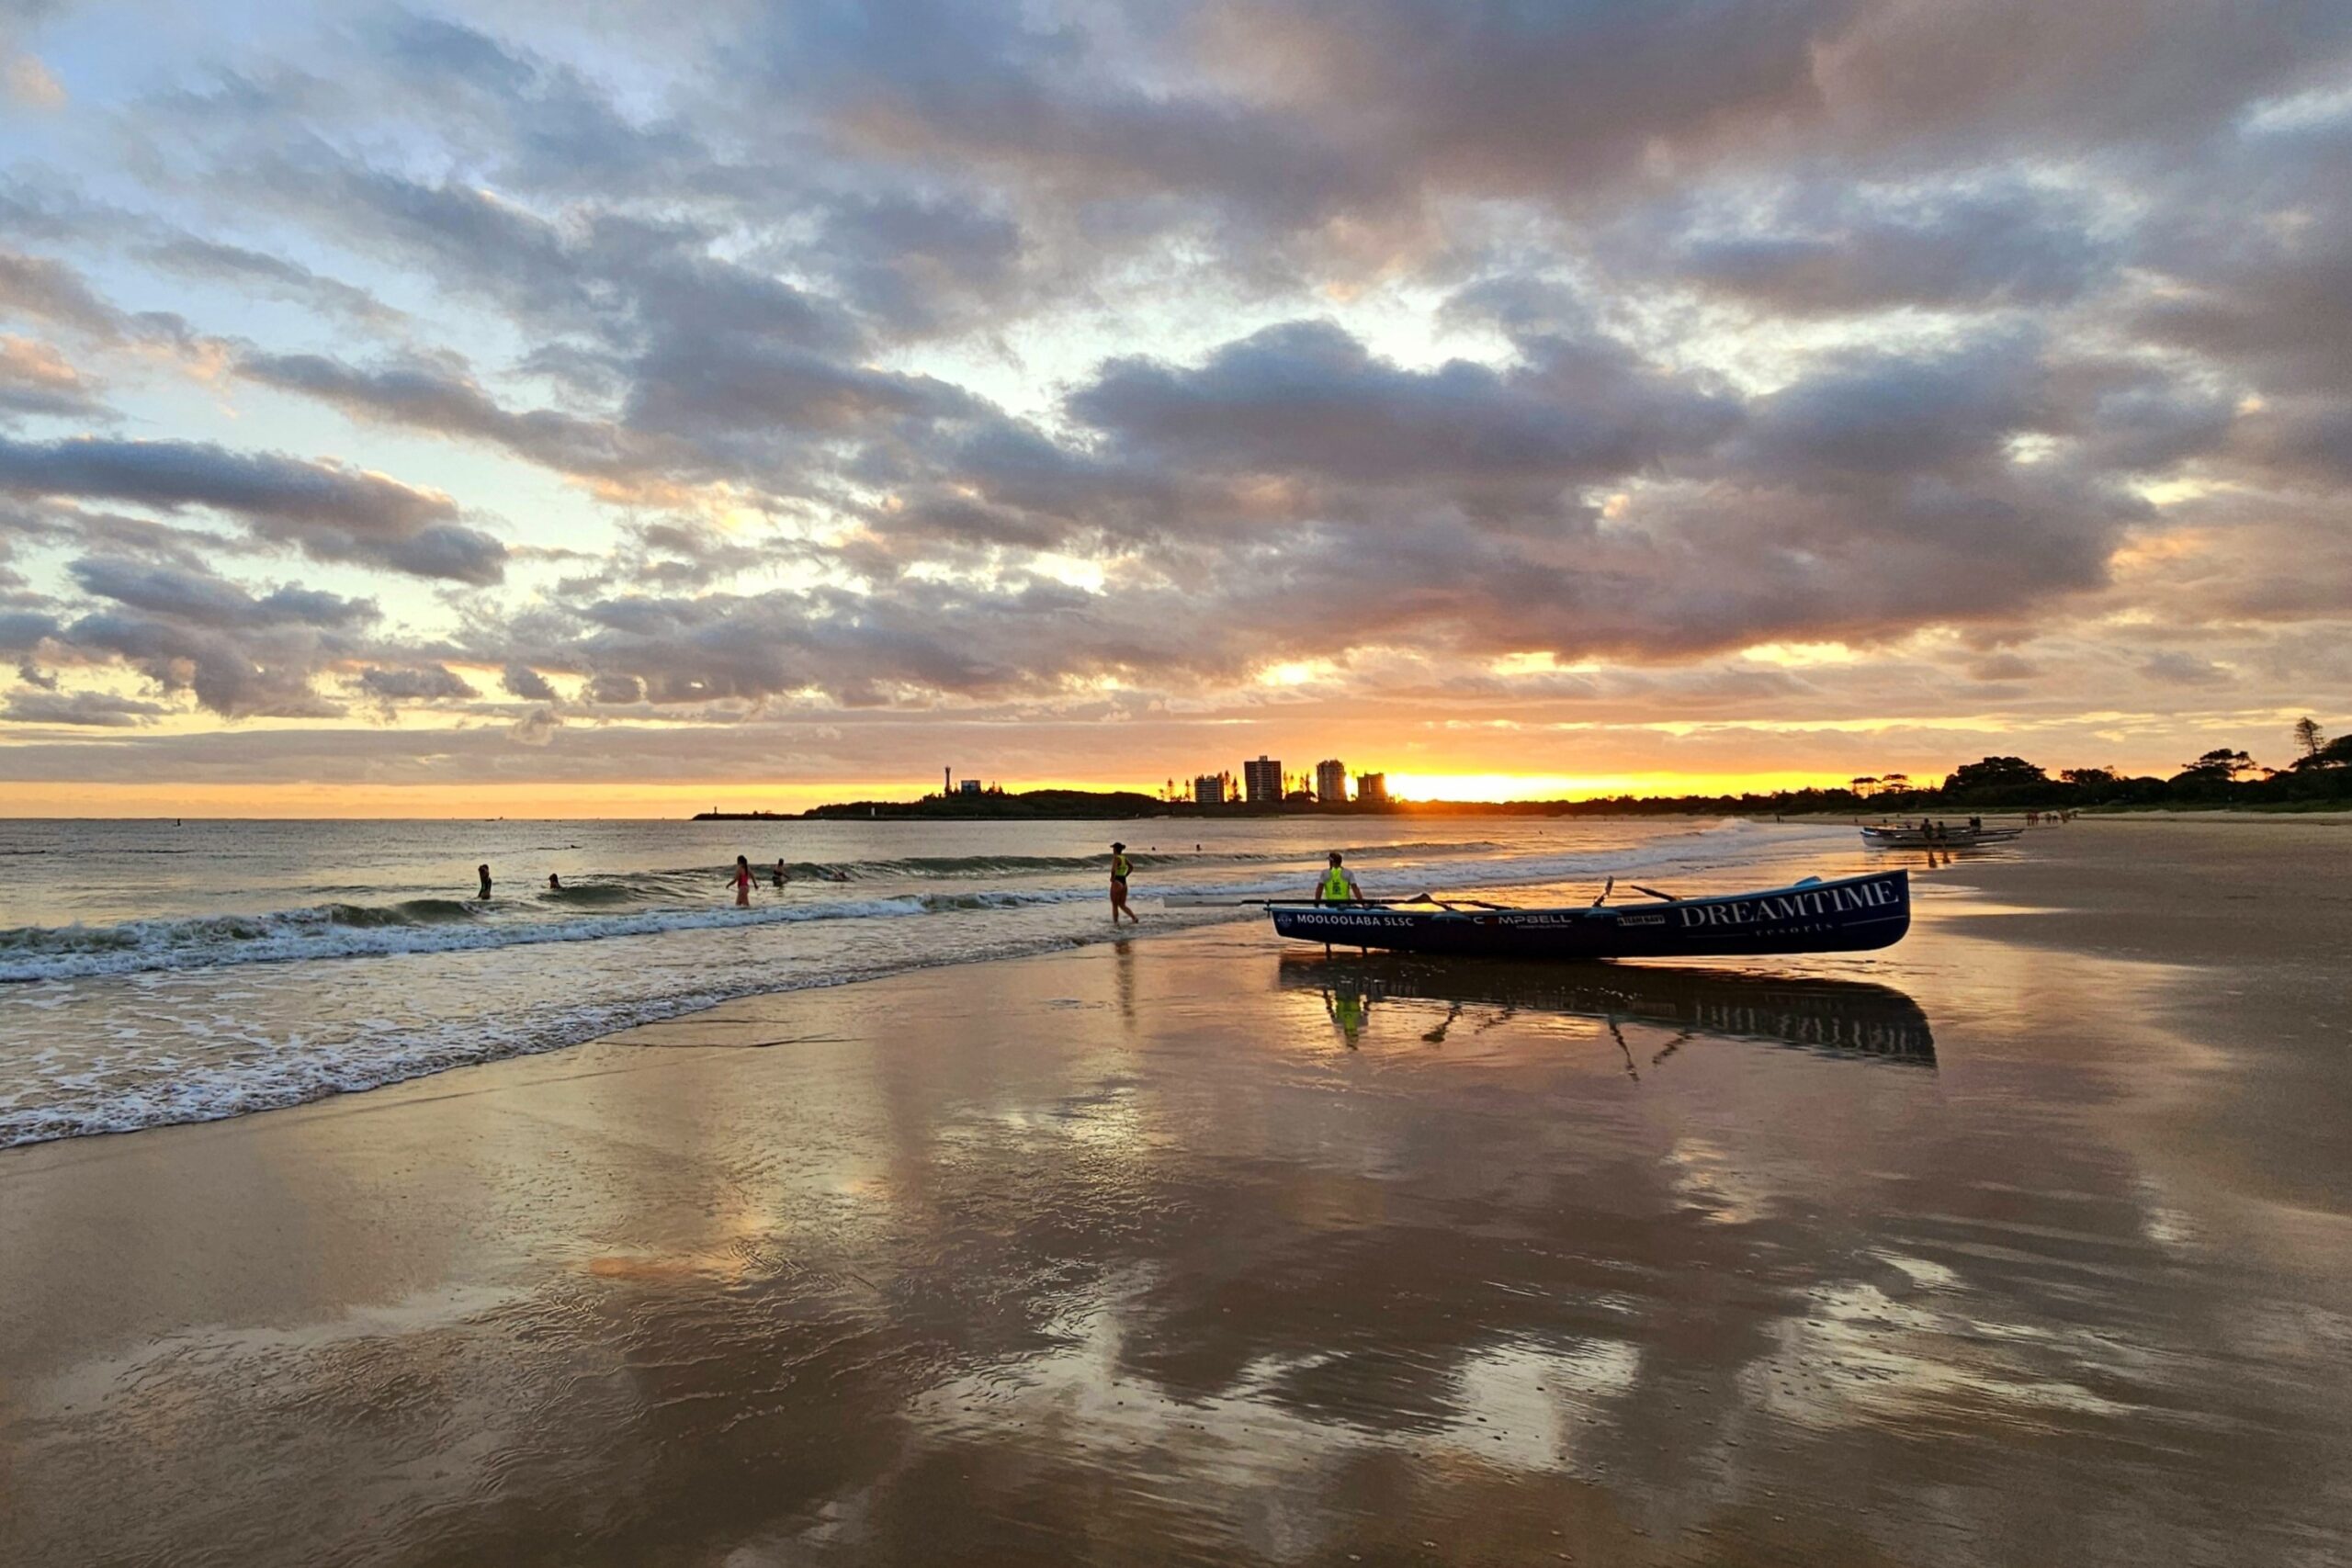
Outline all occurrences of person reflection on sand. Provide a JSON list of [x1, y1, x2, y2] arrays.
[[1321, 980, 1370, 1046]]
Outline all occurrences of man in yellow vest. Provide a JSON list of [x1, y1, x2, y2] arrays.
[[1315, 852, 1362, 905]]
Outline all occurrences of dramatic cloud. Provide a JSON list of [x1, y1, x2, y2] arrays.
[[0, 0, 2346, 795], [0, 435, 503, 582]]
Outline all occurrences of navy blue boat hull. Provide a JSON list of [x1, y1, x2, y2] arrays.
[[1268, 869, 1909, 960]]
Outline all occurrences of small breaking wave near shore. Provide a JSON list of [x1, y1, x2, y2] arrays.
[[0, 815, 1845, 1147]]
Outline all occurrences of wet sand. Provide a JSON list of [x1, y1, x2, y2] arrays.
[[6, 819, 2351, 1566]]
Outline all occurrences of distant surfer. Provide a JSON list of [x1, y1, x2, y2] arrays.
[[477, 863, 492, 901], [730, 855, 752, 907], [773, 858, 789, 887], [1315, 852, 1361, 906], [1109, 842, 1139, 925]]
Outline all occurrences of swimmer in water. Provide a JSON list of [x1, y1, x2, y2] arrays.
[[477, 863, 492, 900], [729, 855, 752, 907], [548, 873, 562, 891], [773, 858, 788, 887]]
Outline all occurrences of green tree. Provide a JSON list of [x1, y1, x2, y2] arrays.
[[2294, 734, 2352, 771], [2180, 748, 2256, 780], [1944, 756, 2050, 792]]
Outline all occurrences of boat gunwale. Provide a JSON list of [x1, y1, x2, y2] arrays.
[[1265, 867, 1905, 924]]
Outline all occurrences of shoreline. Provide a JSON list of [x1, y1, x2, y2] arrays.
[[6, 820, 2350, 1563]]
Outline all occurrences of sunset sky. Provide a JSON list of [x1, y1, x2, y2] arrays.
[[2, 1, 2347, 815]]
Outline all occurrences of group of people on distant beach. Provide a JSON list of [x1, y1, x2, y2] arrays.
[[476, 840, 1365, 918], [471, 858, 851, 906]]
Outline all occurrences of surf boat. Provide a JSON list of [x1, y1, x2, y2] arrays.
[[1267, 869, 1908, 961], [1859, 824, 2023, 849]]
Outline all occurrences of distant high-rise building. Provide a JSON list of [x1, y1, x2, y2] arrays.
[[1242, 755, 1282, 804], [1193, 773, 1229, 806], [1356, 772, 1388, 807], [1315, 759, 1349, 806], [959, 778, 982, 796]]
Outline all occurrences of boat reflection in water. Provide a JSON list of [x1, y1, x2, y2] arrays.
[[1277, 952, 1934, 1066]]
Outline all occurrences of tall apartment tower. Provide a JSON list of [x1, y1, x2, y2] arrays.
[[1356, 772, 1389, 807], [1193, 773, 1228, 806], [1242, 755, 1282, 805], [1314, 759, 1349, 806]]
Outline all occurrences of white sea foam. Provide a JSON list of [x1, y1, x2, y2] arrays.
[[0, 816, 1850, 1147]]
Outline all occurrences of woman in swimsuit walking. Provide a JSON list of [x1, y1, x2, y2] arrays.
[[1108, 842, 1139, 925]]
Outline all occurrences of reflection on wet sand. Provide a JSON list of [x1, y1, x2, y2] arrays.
[[1278, 952, 1936, 1064], [6, 831, 2352, 1566]]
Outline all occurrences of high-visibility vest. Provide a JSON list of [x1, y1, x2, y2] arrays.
[[1319, 866, 1353, 900], [1111, 855, 1131, 879]]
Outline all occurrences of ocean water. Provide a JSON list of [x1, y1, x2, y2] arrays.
[[0, 815, 1866, 1146]]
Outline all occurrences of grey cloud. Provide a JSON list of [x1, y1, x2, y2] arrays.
[[1814, 0, 2352, 160], [1730, 334, 2049, 479], [370, 14, 733, 200], [805, 193, 1024, 335], [62, 606, 348, 717], [752, 0, 1394, 229], [0, 248, 129, 340], [239, 351, 655, 484], [0, 606, 57, 651], [0, 687, 169, 727], [356, 663, 479, 703], [624, 333, 980, 438], [140, 235, 401, 326], [501, 661, 557, 702], [1657, 178, 2116, 314], [1070, 319, 1735, 497], [509, 704, 560, 744], [2140, 650, 2230, 687], [67, 557, 375, 631], [0, 434, 505, 583]]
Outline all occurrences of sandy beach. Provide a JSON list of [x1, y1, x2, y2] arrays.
[[5, 818, 2350, 1566]]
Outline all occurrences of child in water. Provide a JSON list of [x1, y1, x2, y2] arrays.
[[729, 855, 752, 907]]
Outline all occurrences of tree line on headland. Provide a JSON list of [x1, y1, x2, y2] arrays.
[[776, 718, 2352, 820]]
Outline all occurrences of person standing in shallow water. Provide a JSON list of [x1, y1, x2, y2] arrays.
[[729, 855, 752, 908], [1108, 842, 1139, 925], [477, 863, 492, 900]]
